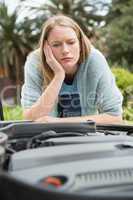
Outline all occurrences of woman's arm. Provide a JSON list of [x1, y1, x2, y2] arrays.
[[35, 114, 122, 124], [23, 43, 65, 120], [23, 73, 65, 120]]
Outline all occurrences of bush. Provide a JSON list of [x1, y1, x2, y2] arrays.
[[3, 105, 23, 120], [123, 85, 133, 107], [112, 67, 133, 106], [112, 67, 133, 90], [123, 106, 133, 122], [112, 67, 133, 122]]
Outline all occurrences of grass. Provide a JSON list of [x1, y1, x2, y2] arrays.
[[3, 105, 23, 120]]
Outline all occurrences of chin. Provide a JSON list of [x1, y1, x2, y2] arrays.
[[65, 69, 77, 76], [63, 63, 77, 71]]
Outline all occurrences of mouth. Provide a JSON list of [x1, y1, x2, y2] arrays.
[[61, 57, 73, 62]]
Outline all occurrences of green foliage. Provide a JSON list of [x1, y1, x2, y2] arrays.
[[123, 106, 133, 122], [3, 105, 23, 120], [112, 67, 133, 90], [112, 67, 133, 122], [105, 0, 133, 71], [0, 2, 39, 84]]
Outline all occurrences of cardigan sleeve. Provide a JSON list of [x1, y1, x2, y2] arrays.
[[96, 72, 123, 116], [21, 51, 43, 109], [93, 51, 123, 116]]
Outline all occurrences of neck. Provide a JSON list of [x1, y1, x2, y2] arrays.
[[64, 74, 74, 85]]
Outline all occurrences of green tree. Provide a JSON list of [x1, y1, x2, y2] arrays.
[[0, 2, 38, 84], [105, 0, 133, 71], [28, 0, 108, 38]]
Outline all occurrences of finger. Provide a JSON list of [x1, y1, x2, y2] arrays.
[[44, 42, 54, 63], [44, 43, 52, 64], [44, 41, 49, 58], [47, 43, 54, 59]]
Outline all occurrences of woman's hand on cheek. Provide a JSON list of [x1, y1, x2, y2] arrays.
[[44, 42, 65, 76]]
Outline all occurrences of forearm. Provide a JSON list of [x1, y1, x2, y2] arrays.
[[35, 114, 123, 124], [23, 73, 65, 120], [58, 114, 123, 124]]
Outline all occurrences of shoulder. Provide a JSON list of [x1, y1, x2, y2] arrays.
[[24, 49, 43, 80], [87, 46, 108, 68], [26, 49, 42, 67], [89, 46, 105, 59], [83, 46, 111, 77], [25, 49, 42, 71]]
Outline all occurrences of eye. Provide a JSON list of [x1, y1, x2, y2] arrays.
[[52, 43, 61, 47], [68, 41, 75, 45]]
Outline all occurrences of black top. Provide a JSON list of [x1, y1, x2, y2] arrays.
[[58, 79, 81, 118]]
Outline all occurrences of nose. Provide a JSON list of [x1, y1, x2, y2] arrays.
[[62, 43, 69, 54]]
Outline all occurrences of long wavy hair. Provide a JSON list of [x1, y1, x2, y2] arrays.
[[39, 15, 91, 88]]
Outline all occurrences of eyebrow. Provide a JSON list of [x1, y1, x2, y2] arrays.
[[50, 38, 77, 44]]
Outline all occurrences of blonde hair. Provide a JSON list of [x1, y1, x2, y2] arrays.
[[39, 15, 91, 88]]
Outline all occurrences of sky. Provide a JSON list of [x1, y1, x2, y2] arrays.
[[0, 0, 47, 21], [3, 0, 19, 13], [1, 0, 45, 13]]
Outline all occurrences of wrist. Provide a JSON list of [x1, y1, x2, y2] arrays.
[[54, 71, 65, 80]]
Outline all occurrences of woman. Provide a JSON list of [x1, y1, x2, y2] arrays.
[[21, 15, 123, 124]]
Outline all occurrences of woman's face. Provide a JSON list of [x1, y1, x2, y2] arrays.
[[47, 25, 80, 75]]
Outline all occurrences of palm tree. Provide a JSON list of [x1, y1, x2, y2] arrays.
[[0, 2, 39, 85]]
